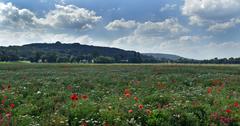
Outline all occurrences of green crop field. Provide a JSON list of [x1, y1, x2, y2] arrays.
[[0, 63, 240, 126]]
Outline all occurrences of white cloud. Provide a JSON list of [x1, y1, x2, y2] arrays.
[[111, 33, 240, 59], [105, 18, 188, 37], [108, 17, 239, 59], [38, 4, 102, 30], [109, 18, 206, 58], [160, 4, 177, 12], [182, 0, 240, 30], [105, 18, 138, 31], [0, 2, 38, 30], [0, 2, 101, 31], [0, 30, 94, 46], [0, 2, 102, 46], [134, 18, 189, 36], [208, 18, 240, 32]]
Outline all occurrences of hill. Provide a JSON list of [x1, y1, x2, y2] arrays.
[[143, 53, 183, 61], [0, 42, 156, 63]]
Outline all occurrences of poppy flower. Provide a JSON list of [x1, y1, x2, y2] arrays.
[[103, 122, 110, 126], [124, 89, 130, 94], [125, 93, 131, 98], [234, 102, 239, 107], [4, 96, 7, 99], [212, 80, 222, 86], [207, 87, 212, 94], [210, 112, 218, 120], [134, 96, 138, 101], [128, 109, 133, 113], [124, 89, 131, 98], [70, 93, 78, 101], [216, 88, 222, 93], [81, 121, 88, 126], [81, 95, 88, 100], [138, 104, 144, 110], [1, 100, 5, 105], [225, 109, 231, 114], [6, 112, 11, 119], [10, 103, 15, 109], [145, 109, 152, 115]]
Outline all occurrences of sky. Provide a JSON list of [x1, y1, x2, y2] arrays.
[[0, 0, 240, 59]]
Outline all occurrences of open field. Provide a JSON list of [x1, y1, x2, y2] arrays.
[[0, 63, 240, 126]]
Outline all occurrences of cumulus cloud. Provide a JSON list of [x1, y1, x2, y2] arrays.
[[107, 17, 240, 59], [182, 0, 240, 30], [134, 18, 189, 36], [38, 4, 102, 30], [0, 2, 38, 30], [208, 18, 240, 32], [0, 2, 101, 31], [160, 4, 177, 12], [0, 2, 102, 46], [105, 18, 188, 37], [0, 30, 94, 46], [109, 18, 207, 58], [111, 34, 207, 58], [111, 33, 240, 59], [105, 18, 138, 31]]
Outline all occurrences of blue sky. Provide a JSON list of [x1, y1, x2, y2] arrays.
[[0, 0, 240, 59]]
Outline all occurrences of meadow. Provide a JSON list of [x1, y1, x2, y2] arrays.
[[0, 63, 240, 126]]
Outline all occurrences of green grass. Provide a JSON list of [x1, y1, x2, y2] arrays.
[[0, 63, 240, 126]]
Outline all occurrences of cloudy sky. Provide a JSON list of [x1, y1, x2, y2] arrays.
[[0, 0, 240, 59]]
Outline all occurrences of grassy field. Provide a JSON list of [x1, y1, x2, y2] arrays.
[[0, 63, 240, 126]]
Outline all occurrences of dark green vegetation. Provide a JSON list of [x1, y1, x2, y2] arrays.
[[1, 42, 240, 64], [0, 63, 240, 126], [0, 42, 156, 63], [143, 53, 183, 61]]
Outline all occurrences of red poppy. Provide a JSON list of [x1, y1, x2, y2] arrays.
[[128, 109, 133, 113], [125, 93, 131, 98], [4, 96, 7, 99], [124, 89, 131, 98], [1, 100, 5, 105], [234, 102, 239, 107], [6, 112, 11, 119], [138, 104, 144, 110], [207, 87, 212, 94], [124, 89, 130, 94], [216, 88, 222, 93], [10, 103, 15, 109], [225, 109, 231, 114], [81, 95, 88, 100], [210, 112, 218, 120], [81, 121, 88, 126], [212, 80, 222, 86], [134, 96, 138, 101], [70, 93, 78, 101], [145, 109, 152, 115], [103, 122, 110, 126]]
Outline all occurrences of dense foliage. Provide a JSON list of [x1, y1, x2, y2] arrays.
[[0, 63, 240, 125], [176, 57, 240, 64], [0, 42, 156, 63], [1, 42, 240, 64]]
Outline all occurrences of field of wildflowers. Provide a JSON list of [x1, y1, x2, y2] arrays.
[[0, 63, 240, 126]]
